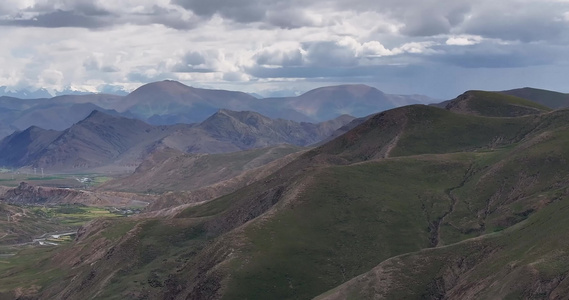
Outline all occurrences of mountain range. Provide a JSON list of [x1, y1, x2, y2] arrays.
[[3, 88, 569, 299], [0, 85, 129, 99], [0, 81, 434, 139], [0, 109, 353, 172]]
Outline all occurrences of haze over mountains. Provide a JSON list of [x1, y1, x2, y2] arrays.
[[0, 80, 434, 139], [0, 109, 353, 172]]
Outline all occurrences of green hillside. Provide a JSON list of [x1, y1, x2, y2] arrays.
[[317, 179, 569, 299], [2, 97, 569, 299], [445, 90, 551, 117]]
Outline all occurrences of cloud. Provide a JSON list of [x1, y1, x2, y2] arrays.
[[83, 53, 119, 73], [265, 7, 322, 29], [2, 10, 108, 28], [172, 51, 214, 73], [433, 42, 565, 68], [254, 48, 304, 67], [459, 1, 569, 42], [446, 36, 483, 46], [0, 0, 568, 99], [0, 1, 200, 29], [173, 0, 269, 23]]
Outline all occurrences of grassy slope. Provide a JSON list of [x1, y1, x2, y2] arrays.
[[217, 107, 569, 299], [447, 91, 551, 118], [99, 145, 303, 193], [468, 91, 551, 112], [223, 155, 472, 299], [3, 105, 569, 299], [317, 184, 569, 299], [0, 203, 66, 246], [0, 204, 124, 247], [315, 121, 569, 299]]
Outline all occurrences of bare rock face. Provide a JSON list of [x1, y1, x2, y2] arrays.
[[0, 182, 82, 205]]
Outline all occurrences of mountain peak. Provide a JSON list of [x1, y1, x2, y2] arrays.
[[500, 87, 569, 109], [80, 110, 129, 125], [85, 109, 107, 119], [301, 84, 382, 97], [130, 80, 191, 94]]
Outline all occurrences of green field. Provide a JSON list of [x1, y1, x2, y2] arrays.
[[0, 171, 117, 188], [28, 205, 125, 226]]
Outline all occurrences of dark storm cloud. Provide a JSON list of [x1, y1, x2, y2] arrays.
[[0, 2, 200, 30], [174, 0, 269, 23], [174, 0, 320, 29], [1, 10, 108, 28], [400, 10, 452, 36], [1, 0, 567, 42], [265, 8, 319, 29]]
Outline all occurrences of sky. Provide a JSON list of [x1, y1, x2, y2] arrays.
[[0, 0, 568, 99]]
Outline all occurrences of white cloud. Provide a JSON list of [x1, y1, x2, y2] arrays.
[[446, 35, 483, 46], [0, 0, 567, 98], [394, 41, 439, 54]]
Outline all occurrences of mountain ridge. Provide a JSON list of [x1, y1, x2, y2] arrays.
[[0, 81, 434, 139], [0, 109, 354, 171]]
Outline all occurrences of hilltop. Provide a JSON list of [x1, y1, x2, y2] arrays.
[[501, 87, 569, 109]]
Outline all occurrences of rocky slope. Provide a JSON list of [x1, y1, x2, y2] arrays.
[[0, 182, 153, 207]]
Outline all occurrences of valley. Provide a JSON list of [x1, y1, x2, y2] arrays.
[[1, 85, 569, 299]]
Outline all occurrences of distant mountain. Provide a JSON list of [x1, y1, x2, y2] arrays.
[[115, 80, 259, 124], [0, 81, 434, 139], [1, 110, 167, 170], [0, 126, 61, 167], [261, 84, 430, 121], [0, 86, 127, 99], [500, 87, 569, 109], [192, 109, 355, 151], [0, 94, 124, 139], [0, 110, 353, 171], [0, 86, 53, 99], [11, 103, 123, 131]]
